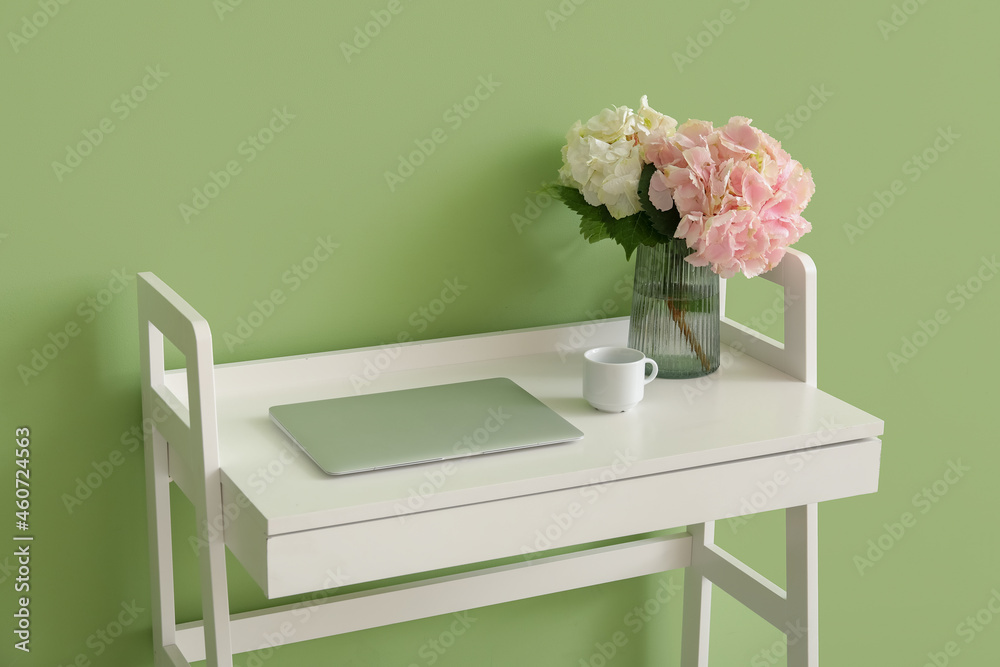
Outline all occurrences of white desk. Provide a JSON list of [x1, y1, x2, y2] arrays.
[[138, 250, 883, 667]]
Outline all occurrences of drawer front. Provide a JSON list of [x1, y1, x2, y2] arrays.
[[250, 438, 881, 598]]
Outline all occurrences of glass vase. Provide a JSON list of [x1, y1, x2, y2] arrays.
[[628, 240, 720, 378]]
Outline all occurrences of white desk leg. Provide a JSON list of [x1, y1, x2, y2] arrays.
[[681, 521, 713, 667], [139, 273, 234, 667], [196, 474, 235, 667], [145, 428, 179, 667], [786, 504, 819, 666], [145, 423, 234, 667]]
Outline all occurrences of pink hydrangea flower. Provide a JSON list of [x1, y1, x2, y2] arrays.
[[645, 116, 814, 278]]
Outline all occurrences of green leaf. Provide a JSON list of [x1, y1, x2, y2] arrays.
[[551, 185, 592, 217], [638, 163, 682, 240], [579, 213, 611, 244], [551, 185, 612, 243], [552, 184, 664, 259], [605, 213, 660, 261]]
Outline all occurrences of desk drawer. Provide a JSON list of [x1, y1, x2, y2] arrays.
[[229, 438, 880, 599]]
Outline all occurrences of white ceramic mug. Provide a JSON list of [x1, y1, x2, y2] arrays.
[[582, 347, 658, 412]]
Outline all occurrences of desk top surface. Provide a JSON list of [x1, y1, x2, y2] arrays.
[[166, 318, 883, 535]]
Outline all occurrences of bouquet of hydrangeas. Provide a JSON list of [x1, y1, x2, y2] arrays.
[[555, 96, 815, 278]]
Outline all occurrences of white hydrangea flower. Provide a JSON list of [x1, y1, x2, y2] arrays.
[[636, 95, 677, 139], [558, 97, 674, 219], [559, 121, 591, 189], [582, 104, 639, 144], [559, 107, 640, 219], [588, 138, 643, 218]]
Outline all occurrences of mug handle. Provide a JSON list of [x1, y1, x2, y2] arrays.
[[643, 358, 658, 384]]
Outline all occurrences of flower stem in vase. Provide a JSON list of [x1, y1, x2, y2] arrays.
[[665, 242, 711, 373], [629, 240, 720, 379]]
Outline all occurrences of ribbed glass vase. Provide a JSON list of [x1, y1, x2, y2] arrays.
[[628, 240, 720, 378]]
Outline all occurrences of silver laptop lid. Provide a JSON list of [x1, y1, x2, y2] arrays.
[[269, 377, 583, 475]]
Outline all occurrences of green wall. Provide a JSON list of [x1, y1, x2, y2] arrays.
[[2, 1, 998, 665]]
